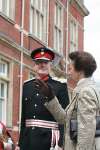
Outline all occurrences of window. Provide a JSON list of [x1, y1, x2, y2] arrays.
[[0, 0, 15, 19], [54, 3, 63, 54], [30, 0, 48, 42], [0, 59, 12, 126], [70, 18, 78, 52], [0, 81, 7, 122], [0, 60, 8, 77]]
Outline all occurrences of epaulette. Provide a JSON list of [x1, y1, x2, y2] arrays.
[[24, 77, 35, 83], [51, 76, 67, 83]]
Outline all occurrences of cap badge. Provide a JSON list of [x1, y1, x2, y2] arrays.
[[41, 50, 45, 55]]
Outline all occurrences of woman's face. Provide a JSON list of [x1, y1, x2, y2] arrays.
[[67, 62, 81, 82]]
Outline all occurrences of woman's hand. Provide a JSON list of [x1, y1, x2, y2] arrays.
[[34, 79, 55, 103]]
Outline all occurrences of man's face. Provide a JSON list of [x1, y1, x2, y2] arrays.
[[34, 60, 51, 75]]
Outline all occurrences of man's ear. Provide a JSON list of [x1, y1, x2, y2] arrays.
[[33, 63, 38, 73]]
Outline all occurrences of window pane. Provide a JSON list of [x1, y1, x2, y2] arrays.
[[35, 10, 39, 36], [0, 58, 12, 126], [30, 0, 48, 42], [0, 0, 15, 19], [0, 100, 2, 120], [58, 6, 61, 27], [40, 14, 43, 39], [0, 82, 7, 99], [54, 3, 63, 53], [0, 64, 2, 73], [2, 0, 7, 14], [32, 9, 35, 33], [31, 0, 34, 6], [0, 81, 7, 123], [9, 0, 15, 19], [70, 18, 78, 52], [40, 0, 43, 11], [0, 60, 8, 77], [55, 4, 57, 24], [2, 64, 4, 73], [1, 83, 4, 97]]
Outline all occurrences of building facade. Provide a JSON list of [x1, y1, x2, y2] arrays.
[[0, 0, 88, 142]]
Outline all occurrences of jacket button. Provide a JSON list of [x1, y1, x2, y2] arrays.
[[25, 97, 28, 101], [36, 84, 39, 87], [34, 104, 37, 108], [32, 127, 35, 130], [36, 93, 39, 96]]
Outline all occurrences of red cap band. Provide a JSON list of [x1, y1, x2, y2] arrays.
[[34, 52, 53, 60], [31, 47, 55, 61]]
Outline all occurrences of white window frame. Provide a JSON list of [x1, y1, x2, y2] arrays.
[[0, 0, 15, 20], [0, 80, 7, 123], [30, 0, 49, 43], [0, 60, 8, 77], [69, 16, 78, 53], [54, 2, 63, 54], [0, 58, 13, 126]]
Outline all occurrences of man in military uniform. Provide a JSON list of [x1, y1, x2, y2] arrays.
[[16, 47, 69, 150]]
